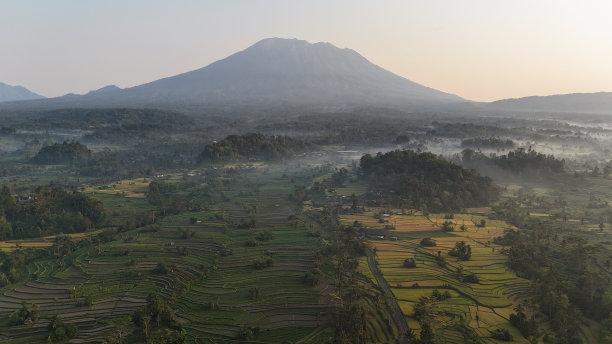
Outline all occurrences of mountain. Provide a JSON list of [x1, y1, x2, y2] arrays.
[[0, 82, 45, 102], [488, 92, 612, 114], [0, 38, 464, 111], [85, 85, 122, 96]]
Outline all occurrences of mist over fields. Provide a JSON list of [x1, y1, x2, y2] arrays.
[[1, 37, 612, 344]]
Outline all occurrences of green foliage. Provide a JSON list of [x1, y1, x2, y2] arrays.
[[303, 268, 324, 286], [199, 133, 312, 162], [509, 305, 538, 339], [414, 296, 438, 344], [146, 181, 190, 216], [360, 150, 498, 212], [449, 241, 472, 261], [153, 262, 170, 275], [0, 185, 105, 239], [248, 287, 260, 300], [431, 289, 451, 301], [403, 258, 416, 268], [435, 251, 446, 267], [441, 220, 455, 232], [245, 239, 259, 247], [491, 328, 513, 341], [132, 294, 183, 342], [9, 302, 39, 325], [462, 147, 565, 176], [256, 230, 274, 241], [31, 140, 91, 164], [463, 273, 479, 283], [48, 315, 79, 341], [500, 220, 604, 342], [253, 256, 274, 270], [419, 237, 437, 247], [238, 326, 260, 340]]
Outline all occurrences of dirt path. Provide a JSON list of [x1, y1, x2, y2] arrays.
[[367, 251, 410, 344]]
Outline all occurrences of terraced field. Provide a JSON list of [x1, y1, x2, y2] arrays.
[[0, 165, 335, 343], [354, 211, 532, 343], [340, 211, 439, 232]]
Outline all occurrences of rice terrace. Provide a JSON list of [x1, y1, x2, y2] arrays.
[[3, 2, 612, 343]]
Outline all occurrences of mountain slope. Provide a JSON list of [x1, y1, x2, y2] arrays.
[[488, 92, 612, 114], [117, 38, 464, 107], [0, 82, 45, 102], [1, 38, 464, 110]]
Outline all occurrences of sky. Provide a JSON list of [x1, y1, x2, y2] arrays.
[[1, 0, 611, 102]]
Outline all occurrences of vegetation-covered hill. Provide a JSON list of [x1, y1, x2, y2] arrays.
[[359, 150, 498, 212]]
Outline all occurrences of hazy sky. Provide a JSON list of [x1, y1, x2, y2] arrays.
[[1, 1, 611, 101]]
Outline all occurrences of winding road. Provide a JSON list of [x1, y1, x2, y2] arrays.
[[367, 251, 410, 344]]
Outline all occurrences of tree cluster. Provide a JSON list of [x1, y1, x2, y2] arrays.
[[31, 140, 91, 164], [132, 294, 185, 343], [499, 221, 611, 343], [359, 150, 498, 212], [462, 147, 565, 176], [0, 185, 105, 239], [449, 241, 472, 261], [199, 133, 312, 162]]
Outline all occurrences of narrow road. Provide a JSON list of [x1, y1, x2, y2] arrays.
[[367, 251, 410, 344]]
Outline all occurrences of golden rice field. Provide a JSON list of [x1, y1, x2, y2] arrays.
[[0, 230, 105, 252], [84, 178, 150, 198], [360, 212, 531, 343], [340, 211, 438, 232]]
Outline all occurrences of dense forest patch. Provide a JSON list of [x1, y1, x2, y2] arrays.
[[198, 133, 312, 162], [0, 185, 105, 239], [359, 150, 498, 212], [31, 141, 91, 164], [462, 147, 565, 175], [2, 108, 198, 130]]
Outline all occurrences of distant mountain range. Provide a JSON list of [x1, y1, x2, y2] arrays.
[[1, 38, 611, 114], [0, 82, 44, 102], [0, 38, 464, 111], [487, 92, 612, 114]]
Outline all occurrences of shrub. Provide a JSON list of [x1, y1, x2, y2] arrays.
[[441, 221, 455, 232], [256, 230, 274, 241], [245, 239, 259, 247], [420, 237, 437, 247], [303, 268, 323, 286], [432, 289, 452, 301], [403, 258, 417, 268], [491, 328, 513, 341], [153, 262, 169, 274], [464, 274, 479, 283], [253, 257, 274, 270]]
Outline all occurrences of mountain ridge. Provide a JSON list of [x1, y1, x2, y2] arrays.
[[0, 82, 45, 102], [487, 92, 612, 114], [0, 38, 465, 111]]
